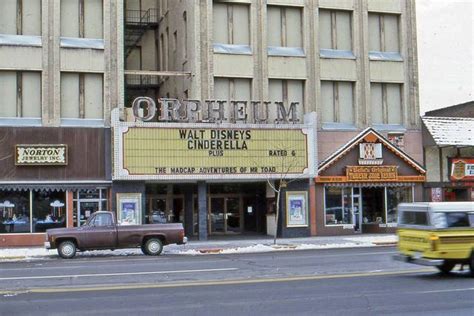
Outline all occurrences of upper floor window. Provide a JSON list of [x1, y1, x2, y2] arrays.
[[267, 5, 303, 55], [370, 83, 402, 125], [368, 13, 400, 53], [0, 0, 41, 36], [61, 0, 103, 39], [0, 71, 41, 118], [60, 72, 104, 120], [319, 9, 352, 52], [321, 81, 354, 125], [213, 2, 250, 47], [268, 79, 304, 122], [213, 77, 251, 122]]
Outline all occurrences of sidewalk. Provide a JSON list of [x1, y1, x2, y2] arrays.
[[0, 234, 397, 261]]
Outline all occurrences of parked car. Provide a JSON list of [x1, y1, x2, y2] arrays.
[[45, 211, 187, 259], [393, 202, 474, 275]]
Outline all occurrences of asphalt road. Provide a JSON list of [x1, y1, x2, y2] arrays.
[[1, 247, 473, 316]]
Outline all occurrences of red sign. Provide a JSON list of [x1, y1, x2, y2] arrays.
[[450, 158, 474, 181]]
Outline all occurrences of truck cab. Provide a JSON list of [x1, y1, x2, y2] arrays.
[[394, 202, 474, 275]]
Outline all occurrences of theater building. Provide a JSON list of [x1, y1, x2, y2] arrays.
[[315, 128, 425, 235]]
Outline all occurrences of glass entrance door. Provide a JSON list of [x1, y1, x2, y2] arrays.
[[210, 198, 225, 233], [226, 198, 241, 234], [209, 197, 242, 234], [352, 189, 361, 233]]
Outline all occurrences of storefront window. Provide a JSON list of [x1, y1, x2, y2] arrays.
[[386, 187, 412, 223], [325, 187, 353, 225], [32, 191, 66, 233], [0, 191, 30, 234]]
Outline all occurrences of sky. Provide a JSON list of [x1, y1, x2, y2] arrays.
[[416, 0, 474, 114]]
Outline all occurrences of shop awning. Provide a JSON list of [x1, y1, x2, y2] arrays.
[[0, 182, 112, 192]]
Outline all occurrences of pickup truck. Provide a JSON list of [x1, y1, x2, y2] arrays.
[[45, 211, 187, 259]]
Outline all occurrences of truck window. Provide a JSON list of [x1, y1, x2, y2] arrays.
[[446, 212, 470, 228], [92, 213, 113, 227], [399, 211, 428, 226]]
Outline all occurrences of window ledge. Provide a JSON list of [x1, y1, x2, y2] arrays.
[[369, 51, 403, 62], [60, 37, 105, 50], [320, 49, 355, 60], [321, 122, 358, 131], [268, 46, 305, 57], [0, 34, 41, 47], [372, 124, 406, 132], [213, 43, 252, 55], [61, 118, 105, 127], [0, 117, 42, 127]]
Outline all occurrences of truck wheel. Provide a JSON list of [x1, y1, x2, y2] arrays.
[[143, 238, 163, 256], [58, 240, 77, 259], [436, 261, 455, 274]]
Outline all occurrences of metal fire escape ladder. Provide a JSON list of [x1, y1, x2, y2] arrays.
[[124, 9, 158, 59]]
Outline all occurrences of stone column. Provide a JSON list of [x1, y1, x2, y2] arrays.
[[182, 184, 195, 237]]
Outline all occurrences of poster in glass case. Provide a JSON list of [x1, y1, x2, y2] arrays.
[[116, 193, 142, 225], [286, 191, 308, 227]]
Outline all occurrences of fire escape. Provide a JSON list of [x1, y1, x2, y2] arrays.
[[124, 8, 159, 95]]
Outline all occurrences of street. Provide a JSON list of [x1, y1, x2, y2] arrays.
[[1, 247, 473, 315]]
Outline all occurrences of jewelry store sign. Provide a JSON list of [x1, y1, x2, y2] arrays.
[[15, 145, 68, 166], [112, 110, 317, 180]]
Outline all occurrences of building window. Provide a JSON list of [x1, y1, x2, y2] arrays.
[[0, 0, 41, 36], [60, 73, 104, 119], [269, 79, 304, 122], [267, 6, 303, 49], [324, 187, 353, 225], [213, 77, 251, 122], [386, 187, 412, 223], [321, 81, 354, 124], [370, 83, 402, 124], [0, 71, 41, 118], [368, 13, 400, 53], [61, 0, 103, 38], [319, 9, 352, 51], [0, 190, 67, 234], [213, 2, 250, 46]]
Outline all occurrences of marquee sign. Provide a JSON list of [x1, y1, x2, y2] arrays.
[[112, 109, 317, 180], [15, 144, 68, 166]]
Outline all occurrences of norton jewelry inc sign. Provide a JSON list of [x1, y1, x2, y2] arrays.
[[112, 105, 317, 181], [15, 144, 68, 166]]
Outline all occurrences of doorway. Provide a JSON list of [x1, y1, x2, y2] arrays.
[[361, 187, 385, 224], [209, 197, 242, 234]]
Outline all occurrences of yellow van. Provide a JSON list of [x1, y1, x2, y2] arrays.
[[394, 202, 474, 275]]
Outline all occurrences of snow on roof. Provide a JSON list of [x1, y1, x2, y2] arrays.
[[422, 116, 474, 146]]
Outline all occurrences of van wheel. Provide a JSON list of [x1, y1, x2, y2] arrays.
[[143, 238, 163, 256], [58, 240, 77, 259], [437, 261, 455, 274]]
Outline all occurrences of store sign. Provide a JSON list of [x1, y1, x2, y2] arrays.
[[131, 97, 301, 124], [450, 158, 474, 181], [346, 166, 398, 182], [15, 145, 68, 166]]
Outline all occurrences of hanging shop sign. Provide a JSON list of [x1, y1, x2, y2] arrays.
[[112, 109, 317, 181], [450, 158, 474, 181], [15, 144, 68, 166]]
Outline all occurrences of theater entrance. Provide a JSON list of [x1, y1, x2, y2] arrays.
[[209, 196, 242, 234]]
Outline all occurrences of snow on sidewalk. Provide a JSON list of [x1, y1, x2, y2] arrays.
[[0, 235, 397, 262]]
